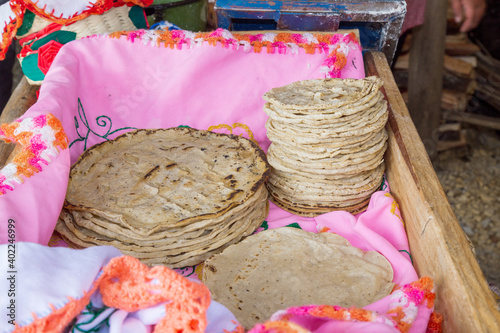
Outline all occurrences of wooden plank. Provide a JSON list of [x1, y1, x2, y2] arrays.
[[446, 42, 481, 56], [395, 54, 475, 78], [441, 89, 469, 112], [0, 77, 38, 167], [455, 56, 477, 67], [407, 0, 447, 160], [445, 33, 470, 44], [444, 31, 480, 56], [444, 111, 500, 130], [442, 70, 477, 94], [365, 51, 500, 333], [393, 52, 409, 70], [437, 129, 467, 152], [392, 68, 476, 94], [444, 54, 474, 78]]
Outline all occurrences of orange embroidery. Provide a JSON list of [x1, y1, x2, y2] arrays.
[[12, 149, 40, 178], [384, 192, 405, 226], [0, 2, 25, 61], [208, 123, 258, 145], [194, 262, 204, 280], [309, 305, 345, 320], [224, 321, 245, 333], [260, 320, 309, 333], [426, 312, 443, 333], [47, 114, 69, 150], [309, 305, 375, 322]]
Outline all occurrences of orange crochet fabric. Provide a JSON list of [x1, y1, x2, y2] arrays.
[[12, 282, 102, 333], [100, 256, 211, 333], [10, 255, 212, 333], [17, 0, 152, 25], [254, 321, 311, 333], [426, 312, 443, 333]]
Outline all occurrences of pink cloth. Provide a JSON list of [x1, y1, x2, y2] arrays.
[[0, 29, 364, 245], [0, 150, 70, 245], [245, 192, 433, 333], [0, 28, 434, 332], [264, 191, 417, 286]]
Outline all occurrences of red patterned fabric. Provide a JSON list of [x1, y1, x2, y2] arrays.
[[401, 0, 427, 34], [0, 0, 152, 60]]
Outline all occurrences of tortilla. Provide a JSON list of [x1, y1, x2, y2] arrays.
[[202, 227, 394, 329], [66, 127, 270, 233], [262, 76, 384, 111], [262, 77, 388, 215], [57, 127, 271, 267]]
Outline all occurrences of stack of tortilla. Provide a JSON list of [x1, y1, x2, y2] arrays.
[[56, 128, 270, 268], [263, 76, 388, 216], [202, 227, 395, 329]]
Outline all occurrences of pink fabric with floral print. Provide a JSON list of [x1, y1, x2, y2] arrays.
[[0, 27, 436, 332]]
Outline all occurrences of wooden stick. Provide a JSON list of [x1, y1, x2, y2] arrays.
[[365, 51, 500, 333], [438, 122, 461, 132], [407, 0, 447, 160], [444, 55, 474, 78], [444, 111, 500, 130], [446, 42, 481, 56], [392, 68, 477, 94], [437, 130, 467, 151]]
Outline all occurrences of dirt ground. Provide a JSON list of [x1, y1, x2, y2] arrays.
[[434, 127, 500, 290]]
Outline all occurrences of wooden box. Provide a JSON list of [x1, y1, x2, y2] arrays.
[[364, 52, 500, 332], [214, 0, 406, 63], [1, 51, 499, 332]]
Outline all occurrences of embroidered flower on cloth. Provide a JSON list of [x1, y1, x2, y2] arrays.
[[0, 113, 68, 195], [37, 40, 63, 74], [0, 0, 153, 60]]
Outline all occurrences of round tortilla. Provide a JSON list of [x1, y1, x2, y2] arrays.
[[202, 227, 394, 329], [58, 127, 271, 267], [262, 76, 384, 111], [65, 127, 270, 234], [262, 77, 388, 216]]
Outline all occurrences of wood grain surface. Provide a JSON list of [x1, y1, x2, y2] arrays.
[[0, 77, 38, 167], [365, 51, 500, 333], [407, 0, 447, 160]]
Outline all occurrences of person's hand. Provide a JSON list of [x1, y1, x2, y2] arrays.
[[450, 0, 487, 32]]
